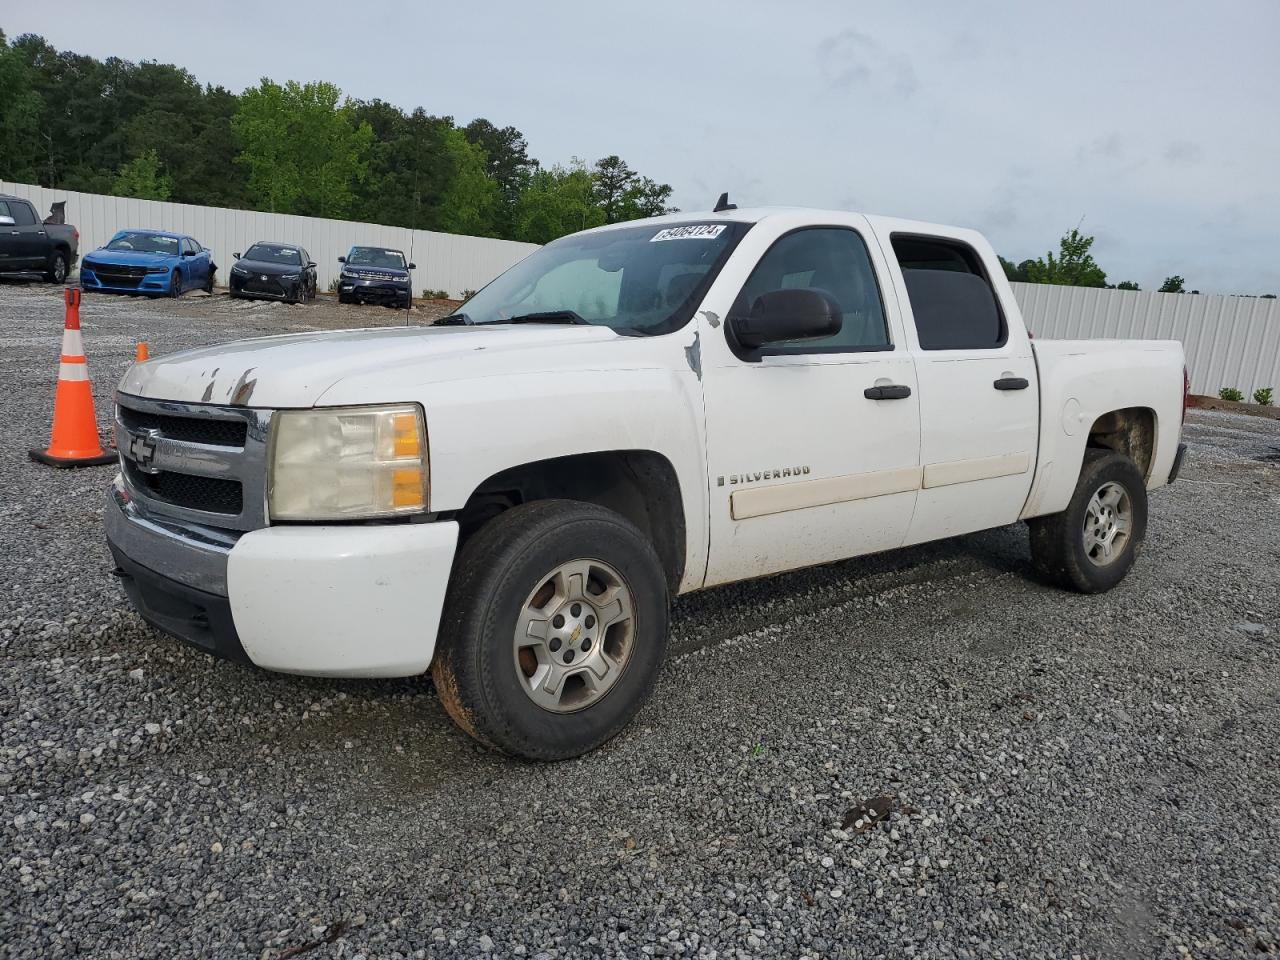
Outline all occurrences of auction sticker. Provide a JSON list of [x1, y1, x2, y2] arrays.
[[650, 224, 727, 242]]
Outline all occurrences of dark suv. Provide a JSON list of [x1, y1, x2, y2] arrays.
[[337, 246, 415, 307]]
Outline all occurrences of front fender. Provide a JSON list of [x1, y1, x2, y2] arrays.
[[421, 363, 708, 592]]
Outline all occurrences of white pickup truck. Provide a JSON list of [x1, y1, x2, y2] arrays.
[[107, 206, 1188, 759]]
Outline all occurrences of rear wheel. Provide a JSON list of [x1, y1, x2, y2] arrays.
[[431, 500, 669, 760], [43, 250, 68, 284], [1028, 448, 1148, 593]]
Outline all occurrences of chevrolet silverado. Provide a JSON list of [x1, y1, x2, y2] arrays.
[[105, 206, 1188, 759]]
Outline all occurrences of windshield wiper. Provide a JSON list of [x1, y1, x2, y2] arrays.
[[502, 310, 590, 325], [434, 313, 472, 325]]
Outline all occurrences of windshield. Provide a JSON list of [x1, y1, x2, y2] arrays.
[[245, 244, 302, 266], [106, 232, 180, 255], [347, 247, 406, 269], [458, 221, 751, 335]]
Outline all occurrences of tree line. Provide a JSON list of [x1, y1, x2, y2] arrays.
[[0, 31, 675, 244]]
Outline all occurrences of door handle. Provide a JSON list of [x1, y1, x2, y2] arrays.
[[994, 377, 1029, 391], [864, 384, 912, 400]]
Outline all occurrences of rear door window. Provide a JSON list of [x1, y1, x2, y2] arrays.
[[892, 235, 1005, 350], [8, 201, 36, 226]]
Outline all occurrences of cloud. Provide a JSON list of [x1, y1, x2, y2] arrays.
[[1164, 140, 1203, 165], [1077, 132, 1125, 163], [816, 28, 918, 98]]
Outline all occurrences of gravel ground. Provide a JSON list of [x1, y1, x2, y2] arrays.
[[2, 281, 1278, 960]]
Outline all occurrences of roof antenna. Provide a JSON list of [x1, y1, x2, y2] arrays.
[[713, 192, 737, 213]]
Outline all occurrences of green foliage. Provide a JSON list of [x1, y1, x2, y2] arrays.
[[437, 128, 501, 237], [1023, 228, 1107, 288], [0, 31, 42, 182], [112, 150, 172, 200], [6, 32, 676, 244], [1218, 387, 1244, 402], [511, 162, 607, 244], [1254, 387, 1274, 406], [420, 289, 452, 300], [1159, 275, 1186, 293], [1115, 280, 1140, 291], [460, 289, 478, 300], [232, 79, 373, 218]]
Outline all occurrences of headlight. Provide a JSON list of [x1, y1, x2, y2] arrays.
[[146, 265, 170, 274], [341, 269, 355, 279], [268, 404, 428, 520], [281, 273, 300, 281], [231, 266, 249, 276]]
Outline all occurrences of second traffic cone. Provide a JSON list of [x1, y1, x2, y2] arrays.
[[29, 288, 117, 468]]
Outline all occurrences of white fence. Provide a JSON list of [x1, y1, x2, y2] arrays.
[[1011, 282, 1280, 398], [1, 180, 538, 299]]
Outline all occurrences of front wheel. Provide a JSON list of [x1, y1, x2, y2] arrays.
[[1028, 448, 1148, 593], [169, 269, 181, 298], [432, 500, 669, 760]]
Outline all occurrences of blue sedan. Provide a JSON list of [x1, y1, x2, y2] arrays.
[[80, 230, 216, 297]]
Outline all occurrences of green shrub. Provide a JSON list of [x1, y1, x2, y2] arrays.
[[1218, 387, 1244, 402], [1254, 387, 1274, 406], [420, 288, 451, 300], [460, 289, 478, 300], [327, 277, 341, 294]]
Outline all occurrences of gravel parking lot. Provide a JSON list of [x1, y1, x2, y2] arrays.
[[2, 281, 1278, 960]]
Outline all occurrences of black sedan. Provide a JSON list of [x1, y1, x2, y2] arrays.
[[228, 242, 317, 304]]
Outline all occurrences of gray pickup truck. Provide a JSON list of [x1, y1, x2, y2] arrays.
[[0, 195, 79, 283]]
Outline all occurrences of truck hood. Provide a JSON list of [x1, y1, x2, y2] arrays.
[[117, 324, 627, 408]]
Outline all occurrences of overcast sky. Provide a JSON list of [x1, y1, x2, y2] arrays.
[[7, 1, 1279, 293]]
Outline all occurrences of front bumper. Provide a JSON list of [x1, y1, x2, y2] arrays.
[[339, 277, 410, 303], [230, 273, 299, 300], [81, 266, 173, 295], [105, 478, 459, 677]]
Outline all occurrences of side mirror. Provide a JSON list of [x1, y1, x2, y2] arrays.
[[729, 289, 842, 350], [337, 256, 346, 263], [233, 252, 242, 260], [0, 215, 14, 226], [408, 262, 417, 270], [307, 261, 316, 268]]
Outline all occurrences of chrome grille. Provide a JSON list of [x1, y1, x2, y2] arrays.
[[115, 394, 272, 532]]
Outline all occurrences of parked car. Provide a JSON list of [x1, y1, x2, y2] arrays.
[[229, 242, 317, 304], [106, 205, 1188, 761], [81, 230, 215, 297], [0, 194, 79, 283], [337, 246, 414, 307]]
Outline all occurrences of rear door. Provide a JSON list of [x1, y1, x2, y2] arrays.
[[0, 200, 16, 266], [700, 216, 922, 585], [873, 224, 1038, 545]]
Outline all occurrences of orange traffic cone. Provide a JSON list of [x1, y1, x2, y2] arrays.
[[29, 288, 117, 468]]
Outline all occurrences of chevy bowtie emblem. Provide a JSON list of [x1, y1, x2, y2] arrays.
[[128, 428, 161, 474]]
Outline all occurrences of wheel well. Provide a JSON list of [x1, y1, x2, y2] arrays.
[[1087, 407, 1156, 479], [455, 451, 687, 591]]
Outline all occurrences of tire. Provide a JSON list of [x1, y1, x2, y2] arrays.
[[43, 250, 69, 284], [431, 500, 669, 760], [288, 283, 304, 305], [402, 294, 413, 310], [1028, 448, 1148, 593], [338, 292, 352, 305], [169, 269, 181, 298], [203, 269, 215, 294]]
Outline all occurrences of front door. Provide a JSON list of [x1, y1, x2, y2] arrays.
[[700, 217, 922, 586]]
